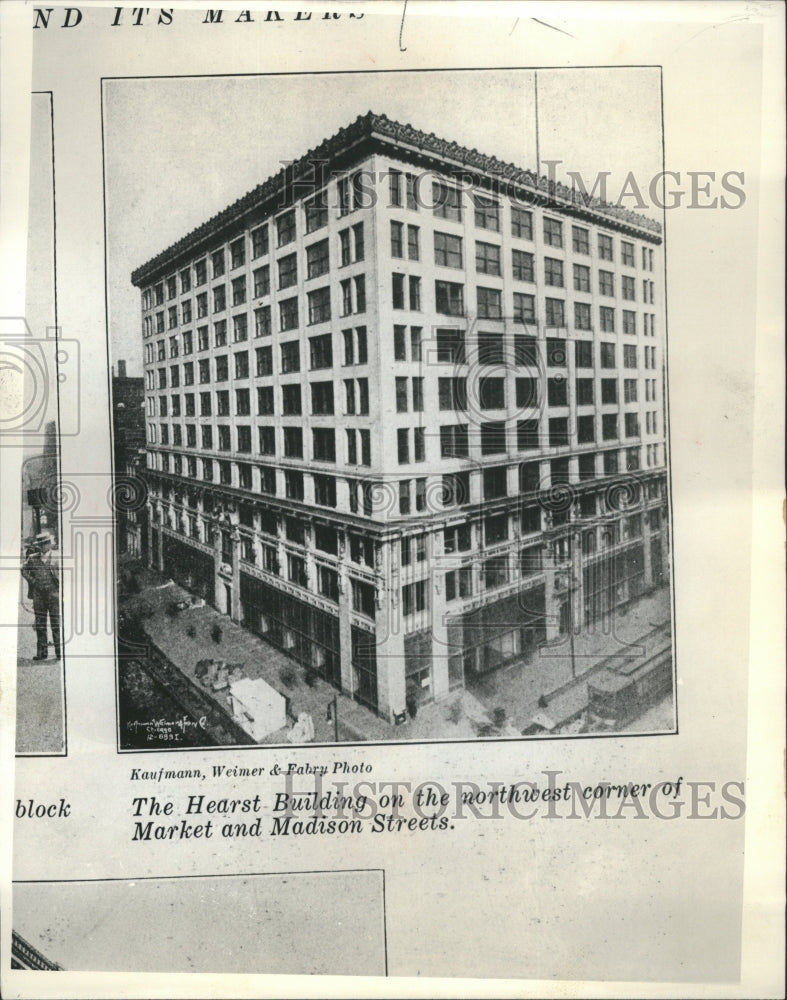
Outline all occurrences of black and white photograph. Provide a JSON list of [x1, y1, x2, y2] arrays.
[[13, 91, 66, 755], [105, 68, 674, 749]]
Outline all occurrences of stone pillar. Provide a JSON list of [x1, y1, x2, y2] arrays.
[[230, 527, 241, 622], [337, 535, 354, 696], [543, 530, 561, 641], [373, 539, 406, 723], [641, 509, 654, 588], [430, 528, 450, 702]]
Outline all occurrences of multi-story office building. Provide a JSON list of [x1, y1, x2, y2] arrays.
[[112, 360, 146, 556], [131, 111, 669, 725]]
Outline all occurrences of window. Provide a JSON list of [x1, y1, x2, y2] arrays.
[[477, 287, 502, 319], [572, 225, 589, 254], [283, 426, 303, 458], [478, 332, 504, 365], [622, 310, 637, 335], [251, 225, 268, 259], [182, 330, 193, 355], [621, 241, 635, 267], [310, 380, 334, 415], [182, 301, 192, 325], [576, 378, 594, 405], [276, 210, 296, 248], [312, 427, 336, 462], [199, 391, 212, 416], [285, 470, 304, 500], [180, 268, 192, 293], [577, 415, 595, 443], [602, 413, 618, 440], [306, 239, 329, 279], [389, 169, 403, 207], [545, 257, 564, 287], [601, 378, 617, 404], [473, 194, 500, 231], [623, 344, 638, 368], [480, 376, 505, 409], [407, 225, 420, 261], [436, 327, 465, 363], [231, 276, 246, 307], [211, 249, 225, 279], [392, 273, 405, 310], [433, 231, 463, 270], [217, 425, 231, 451], [259, 465, 276, 496], [625, 412, 640, 437], [194, 260, 207, 286], [257, 386, 274, 415], [432, 182, 462, 221], [574, 302, 592, 330], [230, 237, 246, 270], [483, 556, 509, 591], [395, 376, 408, 413], [444, 523, 471, 553], [234, 351, 249, 379], [304, 194, 328, 234], [308, 286, 331, 325], [598, 270, 614, 296], [476, 241, 501, 275], [435, 280, 464, 316], [622, 275, 636, 301], [196, 292, 208, 319], [598, 233, 614, 261], [281, 340, 300, 374], [547, 377, 567, 407], [543, 217, 563, 247], [445, 567, 473, 602], [511, 205, 533, 240], [397, 428, 409, 464], [481, 420, 507, 454], [184, 393, 195, 416], [255, 345, 272, 377], [483, 466, 508, 500], [549, 417, 569, 447], [604, 450, 619, 475], [438, 376, 467, 411], [279, 297, 298, 332], [278, 253, 297, 290], [288, 553, 307, 587], [197, 327, 209, 351], [408, 275, 420, 311], [512, 249, 534, 282], [215, 355, 228, 382], [282, 383, 301, 415], [440, 424, 469, 458], [626, 446, 640, 471], [313, 474, 336, 508], [254, 306, 271, 339], [237, 425, 252, 452], [600, 342, 616, 368], [233, 314, 248, 343], [402, 580, 428, 617], [412, 376, 423, 412], [600, 306, 615, 333], [342, 274, 366, 315], [214, 320, 227, 346], [389, 220, 406, 259], [545, 298, 565, 327], [515, 376, 538, 408], [339, 222, 364, 265], [309, 333, 333, 370], [513, 293, 536, 325]]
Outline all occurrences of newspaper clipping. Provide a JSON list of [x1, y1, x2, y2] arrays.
[[0, 2, 784, 998]]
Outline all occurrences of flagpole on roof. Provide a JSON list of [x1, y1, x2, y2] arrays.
[[534, 70, 540, 175]]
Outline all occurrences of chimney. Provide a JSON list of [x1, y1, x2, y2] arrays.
[[117, 359, 127, 378]]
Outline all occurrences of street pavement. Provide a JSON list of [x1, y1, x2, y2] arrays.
[[124, 563, 673, 745]]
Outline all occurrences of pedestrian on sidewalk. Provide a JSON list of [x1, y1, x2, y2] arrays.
[[21, 532, 62, 661]]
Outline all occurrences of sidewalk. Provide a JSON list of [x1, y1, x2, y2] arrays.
[[466, 586, 673, 733], [16, 581, 66, 754], [123, 564, 672, 746]]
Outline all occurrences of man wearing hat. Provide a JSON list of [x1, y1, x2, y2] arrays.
[[21, 532, 61, 661]]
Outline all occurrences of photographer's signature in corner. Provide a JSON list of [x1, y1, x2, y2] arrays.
[[126, 716, 207, 743]]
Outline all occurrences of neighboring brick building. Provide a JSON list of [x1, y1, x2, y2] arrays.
[[131, 111, 669, 725]]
